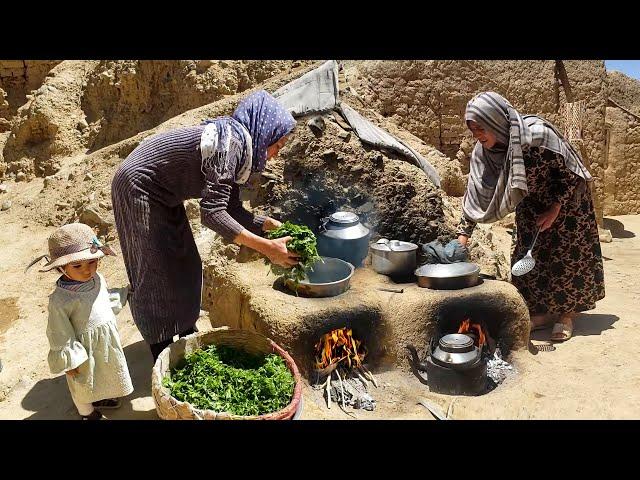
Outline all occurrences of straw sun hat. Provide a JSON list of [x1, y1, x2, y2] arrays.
[[26, 223, 116, 273]]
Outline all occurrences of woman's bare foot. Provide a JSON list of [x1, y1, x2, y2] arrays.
[[530, 314, 554, 331]]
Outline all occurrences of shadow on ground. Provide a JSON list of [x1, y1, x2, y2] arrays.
[[603, 218, 635, 239], [21, 340, 158, 420]]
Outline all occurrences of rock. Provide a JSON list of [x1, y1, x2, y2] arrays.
[[79, 205, 114, 234], [15, 172, 26, 182], [351, 165, 364, 174], [68, 171, 76, 180], [77, 119, 89, 130], [98, 201, 112, 211], [87, 192, 96, 202], [321, 149, 337, 160], [307, 116, 325, 135], [1, 200, 11, 211], [43, 175, 56, 188], [338, 130, 351, 141], [358, 201, 374, 214], [84, 173, 93, 181], [599, 228, 613, 243], [260, 172, 280, 181], [0, 183, 7, 193]]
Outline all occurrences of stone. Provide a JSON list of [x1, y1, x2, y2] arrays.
[[338, 130, 351, 141], [0, 184, 7, 193], [321, 149, 337, 160], [79, 205, 113, 233], [358, 201, 374, 214], [98, 201, 112, 211], [16, 172, 26, 182], [43, 175, 56, 188], [1, 200, 11, 211], [307, 116, 326, 135], [84, 173, 93, 181], [77, 119, 89, 130]]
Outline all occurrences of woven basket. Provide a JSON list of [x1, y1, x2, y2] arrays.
[[151, 327, 303, 420]]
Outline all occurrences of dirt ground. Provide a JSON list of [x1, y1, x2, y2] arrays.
[[0, 172, 638, 420]]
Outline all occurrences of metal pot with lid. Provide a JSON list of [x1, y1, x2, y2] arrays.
[[370, 238, 418, 277], [317, 211, 371, 268]]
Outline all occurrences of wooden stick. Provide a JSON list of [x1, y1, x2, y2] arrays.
[[335, 367, 346, 409], [325, 373, 332, 409], [361, 366, 379, 388], [355, 370, 369, 389]]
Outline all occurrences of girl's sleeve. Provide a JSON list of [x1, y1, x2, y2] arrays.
[[199, 152, 248, 242], [46, 297, 88, 374]]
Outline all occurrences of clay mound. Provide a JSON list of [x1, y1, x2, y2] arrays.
[[1, 60, 313, 181]]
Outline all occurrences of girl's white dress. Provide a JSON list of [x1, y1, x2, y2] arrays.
[[46, 273, 133, 404]]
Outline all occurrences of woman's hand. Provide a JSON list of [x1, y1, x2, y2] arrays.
[[262, 217, 282, 232], [536, 203, 561, 232], [66, 367, 80, 378], [265, 236, 299, 268], [457, 235, 470, 247]]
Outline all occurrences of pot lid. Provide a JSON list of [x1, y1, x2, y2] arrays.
[[329, 211, 360, 225], [371, 239, 418, 252], [438, 334, 474, 353]]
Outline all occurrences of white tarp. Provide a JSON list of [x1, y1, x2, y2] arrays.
[[338, 103, 441, 188], [273, 60, 340, 115], [273, 60, 441, 188]]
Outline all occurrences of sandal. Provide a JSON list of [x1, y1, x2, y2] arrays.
[[550, 322, 573, 342], [81, 410, 104, 420], [92, 398, 122, 409]]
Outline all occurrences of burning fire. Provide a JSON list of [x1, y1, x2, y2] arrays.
[[458, 318, 486, 349], [314, 327, 367, 370]]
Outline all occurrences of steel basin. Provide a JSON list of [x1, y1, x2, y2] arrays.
[[414, 262, 480, 290], [284, 257, 354, 297]]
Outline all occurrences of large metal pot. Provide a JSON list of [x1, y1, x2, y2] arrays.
[[370, 239, 418, 276], [317, 212, 370, 268], [284, 257, 354, 298], [414, 262, 480, 290]]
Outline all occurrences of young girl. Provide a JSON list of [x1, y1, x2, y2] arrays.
[[27, 223, 133, 420]]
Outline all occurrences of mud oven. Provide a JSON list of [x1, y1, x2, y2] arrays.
[[203, 253, 530, 399]]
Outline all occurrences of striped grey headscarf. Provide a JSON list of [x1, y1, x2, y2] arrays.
[[462, 91, 593, 224]]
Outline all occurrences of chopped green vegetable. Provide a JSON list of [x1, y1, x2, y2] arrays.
[[265, 221, 322, 282], [162, 344, 295, 416]]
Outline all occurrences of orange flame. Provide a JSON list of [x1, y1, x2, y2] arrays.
[[458, 318, 486, 349], [314, 327, 367, 370]]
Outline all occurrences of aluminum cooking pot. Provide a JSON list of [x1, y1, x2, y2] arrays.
[[414, 262, 480, 290], [317, 211, 370, 268], [370, 239, 418, 277]]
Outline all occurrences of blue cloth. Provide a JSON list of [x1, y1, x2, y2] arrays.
[[422, 239, 469, 264], [231, 90, 296, 172]]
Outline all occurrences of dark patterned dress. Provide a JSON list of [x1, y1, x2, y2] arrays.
[[459, 146, 605, 315]]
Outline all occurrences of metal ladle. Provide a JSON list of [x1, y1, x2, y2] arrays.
[[511, 226, 541, 277]]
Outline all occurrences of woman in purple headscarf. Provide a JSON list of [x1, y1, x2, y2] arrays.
[[112, 90, 297, 360]]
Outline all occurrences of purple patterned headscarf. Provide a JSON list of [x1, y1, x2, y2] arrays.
[[232, 90, 296, 172]]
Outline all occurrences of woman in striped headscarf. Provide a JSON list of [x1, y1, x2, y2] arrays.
[[456, 92, 605, 342], [111, 90, 298, 361]]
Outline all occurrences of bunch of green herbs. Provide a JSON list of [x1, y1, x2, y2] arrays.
[[265, 221, 321, 282], [162, 344, 295, 416]]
